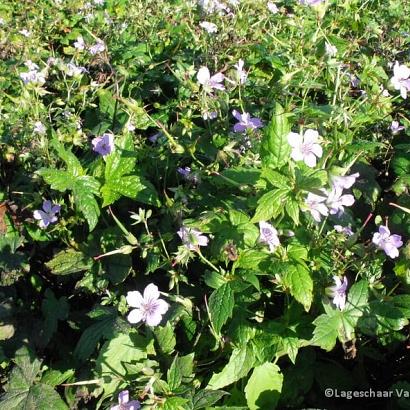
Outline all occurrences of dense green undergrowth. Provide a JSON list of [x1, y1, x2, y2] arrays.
[[1, 0, 410, 409]]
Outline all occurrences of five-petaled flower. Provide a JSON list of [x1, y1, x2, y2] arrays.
[[110, 391, 140, 410], [390, 61, 410, 99], [126, 284, 169, 327], [197, 66, 225, 92], [304, 191, 329, 222], [288, 129, 323, 167], [177, 226, 209, 250], [232, 110, 263, 133], [331, 173, 360, 190], [258, 221, 280, 252], [92, 133, 115, 156], [33, 200, 61, 229], [328, 276, 348, 310], [391, 120, 405, 135], [326, 186, 355, 216], [372, 225, 403, 259]]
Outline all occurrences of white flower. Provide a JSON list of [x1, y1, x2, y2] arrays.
[[25, 60, 39, 70], [234, 59, 247, 84], [89, 39, 105, 55], [267, 2, 279, 13], [305, 191, 329, 222], [66, 63, 86, 77], [0, 18, 5, 25], [126, 284, 169, 327], [19, 29, 31, 37], [20, 70, 46, 85], [288, 129, 323, 167], [391, 120, 405, 134], [126, 122, 135, 132], [177, 227, 209, 250], [197, 66, 225, 91], [199, 21, 218, 33], [331, 172, 360, 190], [328, 276, 348, 310], [94, 0, 104, 4], [326, 186, 355, 216], [202, 111, 218, 120], [33, 121, 46, 135], [74, 36, 85, 51], [325, 42, 337, 57], [390, 61, 410, 99], [258, 221, 280, 252]]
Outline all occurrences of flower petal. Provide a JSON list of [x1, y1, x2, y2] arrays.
[[127, 308, 144, 324], [126, 291, 144, 308], [303, 152, 317, 167], [303, 129, 319, 144], [155, 299, 169, 315], [43, 200, 52, 213], [287, 132, 303, 148], [143, 283, 160, 302], [145, 311, 164, 327], [119, 390, 129, 404], [197, 67, 210, 85]]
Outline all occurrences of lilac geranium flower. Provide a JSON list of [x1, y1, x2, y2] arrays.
[[92, 133, 114, 156], [177, 166, 191, 178], [126, 284, 169, 327], [177, 226, 209, 250], [326, 186, 355, 216], [328, 276, 348, 310], [391, 61, 410, 99], [258, 221, 280, 252], [197, 66, 225, 92], [331, 173, 360, 190], [33, 121, 46, 135], [232, 110, 263, 133], [287, 129, 323, 167], [372, 225, 403, 259], [33, 200, 61, 229], [391, 120, 405, 135], [199, 21, 218, 33], [74, 36, 85, 51], [304, 191, 329, 222], [89, 39, 105, 55], [267, 2, 279, 13], [110, 391, 140, 410]]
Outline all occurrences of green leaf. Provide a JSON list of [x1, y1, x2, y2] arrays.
[[95, 332, 149, 399], [312, 313, 340, 351], [192, 390, 227, 409], [154, 323, 176, 355], [260, 168, 289, 189], [41, 289, 69, 345], [73, 176, 101, 231], [167, 356, 183, 391], [244, 363, 283, 410], [283, 264, 313, 311], [261, 103, 291, 168], [208, 346, 255, 390], [45, 249, 93, 275], [41, 369, 75, 387], [50, 139, 83, 177], [74, 308, 122, 361], [251, 188, 289, 223], [37, 168, 73, 192], [208, 283, 234, 334], [285, 198, 299, 225]]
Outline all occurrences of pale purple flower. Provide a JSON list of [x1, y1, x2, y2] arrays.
[[25, 60, 39, 70], [66, 63, 86, 77], [331, 173, 360, 190], [202, 111, 218, 120], [334, 225, 354, 236], [267, 2, 279, 13], [372, 225, 403, 259], [288, 129, 323, 167], [326, 186, 355, 216], [328, 276, 348, 310], [74, 36, 85, 51], [89, 39, 105, 55], [33, 121, 46, 135], [92, 133, 115, 156], [148, 132, 161, 143], [127, 284, 169, 327], [177, 166, 191, 178], [325, 42, 337, 57], [234, 59, 247, 84], [391, 120, 405, 134], [199, 21, 218, 33], [20, 63, 46, 85], [258, 221, 280, 252], [177, 226, 209, 250], [110, 391, 140, 410], [197, 66, 225, 92], [391, 61, 410, 99], [299, 0, 324, 5], [232, 110, 263, 133], [33, 200, 61, 229], [304, 191, 329, 222]]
